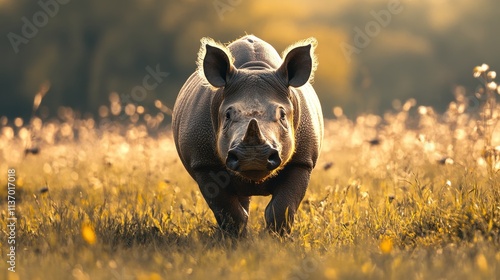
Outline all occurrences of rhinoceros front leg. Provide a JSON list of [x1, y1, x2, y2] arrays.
[[194, 170, 250, 237], [265, 165, 311, 235], [210, 194, 250, 237]]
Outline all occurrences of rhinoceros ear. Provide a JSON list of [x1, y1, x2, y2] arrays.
[[278, 38, 317, 88], [202, 44, 234, 88]]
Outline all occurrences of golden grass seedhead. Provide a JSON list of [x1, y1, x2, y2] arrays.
[[476, 253, 489, 272], [82, 224, 97, 245], [33, 81, 50, 112], [418, 106, 428, 115], [379, 237, 393, 254], [481, 63, 490, 72], [333, 106, 343, 118], [487, 82, 497, 91], [138, 273, 162, 280], [33, 94, 43, 111], [473, 67, 482, 78], [7, 272, 20, 280], [402, 98, 416, 111], [16, 177, 24, 187], [474, 64, 492, 78], [323, 268, 338, 279], [487, 71, 497, 80]]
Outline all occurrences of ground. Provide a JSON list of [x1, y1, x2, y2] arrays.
[[1, 95, 500, 280]]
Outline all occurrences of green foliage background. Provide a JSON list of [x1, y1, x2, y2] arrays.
[[1, 0, 500, 119]]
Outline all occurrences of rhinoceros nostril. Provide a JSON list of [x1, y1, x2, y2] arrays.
[[267, 150, 281, 171], [226, 150, 240, 171]]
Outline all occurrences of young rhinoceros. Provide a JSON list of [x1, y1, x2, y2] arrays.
[[172, 35, 323, 236]]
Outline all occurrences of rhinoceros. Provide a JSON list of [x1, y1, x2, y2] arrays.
[[172, 35, 323, 236]]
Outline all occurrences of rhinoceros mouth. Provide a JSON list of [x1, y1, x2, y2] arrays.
[[226, 155, 277, 182], [238, 170, 272, 182]]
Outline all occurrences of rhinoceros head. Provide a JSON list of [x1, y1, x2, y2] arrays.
[[200, 37, 317, 182]]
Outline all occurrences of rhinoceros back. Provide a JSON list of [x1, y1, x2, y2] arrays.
[[228, 35, 282, 69]]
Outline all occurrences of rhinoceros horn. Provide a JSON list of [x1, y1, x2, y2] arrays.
[[242, 119, 265, 146]]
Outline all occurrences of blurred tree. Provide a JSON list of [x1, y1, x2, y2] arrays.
[[1, 0, 499, 120]]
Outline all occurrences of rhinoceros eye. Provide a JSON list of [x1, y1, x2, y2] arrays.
[[223, 108, 232, 129], [224, 107, 233, 121], [278, 107, 288, 129], [279, 108, 286, 120]]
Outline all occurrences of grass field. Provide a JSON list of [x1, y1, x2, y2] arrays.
[[2, 79, 500, 279]]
